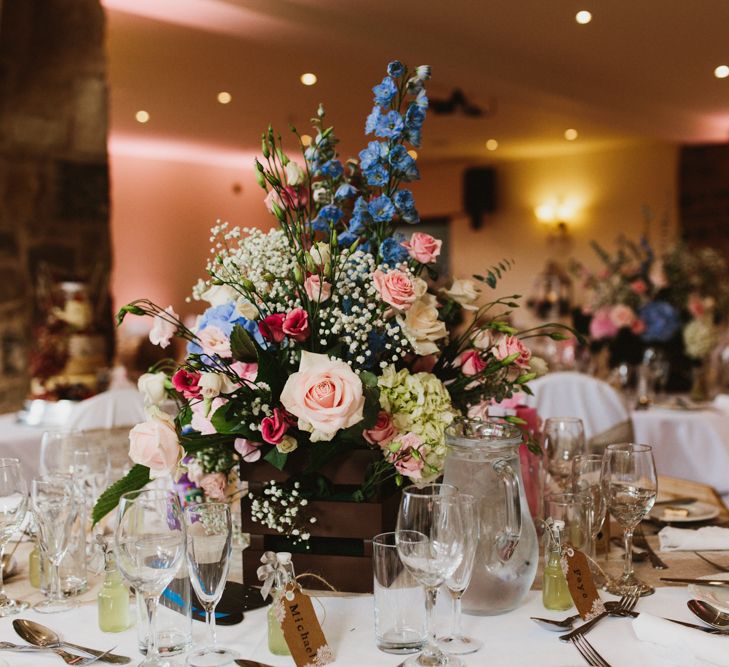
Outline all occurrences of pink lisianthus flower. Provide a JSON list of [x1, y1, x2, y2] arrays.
[[457, 349, 487, 376], [258, 313, 285, 343], [235, 438, 263, 463], [199, 472, 227, 501], [363, 411, 397, 447], [492, 335, 532, 369], [280, 185, 308, 210], [149, 306, 178, 349], [304, 275, 332, 303], [260, 407, 291, 445], [372, 269, 417, 311], [171, 368, 202, 399], [589, 307, 619, 340], [230, 361, 258, 383], [402, 232, 442, 264], [190, 397, 227, 435], [388, 432, 425, 480], [609, 304, 636, 329], [264, 189, 284, 214], [197, 326, 232, 358], [283, 308, 310, 342]]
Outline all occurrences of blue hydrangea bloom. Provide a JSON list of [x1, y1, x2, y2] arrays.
[[375, 111, 404, 139], [187, 303, 264, 355], [393, 189, 415, 212], [365, 107, 381, 135], [380, 235, 409, 265], [321, 159, 343, 179], [373, 76, 398, 106], [363, 163, 388, 187], [639, 301, 681, 343], [387, 61, 405, 77], [334, 183, 357, 201], [368, 195, 396, 223]]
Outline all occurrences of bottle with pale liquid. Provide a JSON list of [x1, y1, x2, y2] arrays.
[[267, 552, 295, 656], [97, 546, 131, 632], [542, 519, 573, 611]]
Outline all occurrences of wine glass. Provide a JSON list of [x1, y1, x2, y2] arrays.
[[72, 448, 111, 572], [31, 477, 78, 613], [0, 459, 28, 616], [183, 502, 240, 666], [544, 418, 586, 492], [396, 483, 464, 667], [115, 489, 185, 667], [601, 443, 657, 596], [436, 494, 481, 656], [39, 430, 85, 477], [572, 454, 607, 582]]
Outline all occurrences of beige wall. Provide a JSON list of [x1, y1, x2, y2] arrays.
[[109, 140, 679, 333]]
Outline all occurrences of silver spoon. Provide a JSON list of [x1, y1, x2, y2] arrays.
[[531, 600, 628, 631], [687, 599, 729, 631]]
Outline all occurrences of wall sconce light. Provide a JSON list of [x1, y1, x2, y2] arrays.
[[534, 199, 579, 234]]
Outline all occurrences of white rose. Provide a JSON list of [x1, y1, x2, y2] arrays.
[[397, 294, 447, 356], [529, 356, 549, 377], [471, 329, 492, 350], [276, 435, 298, 454], [235, 297, 259, 321], [411, 277, 428, 298], [284, 161, 306, 186], [201, 284, 238, 307], [443, 278, 482, 310], [310, 242, 331, 268], [138, 372, 167, 406], [199, 372, 224, 399]]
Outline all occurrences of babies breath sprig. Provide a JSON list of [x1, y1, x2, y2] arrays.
[[249, 480, 316, 546]]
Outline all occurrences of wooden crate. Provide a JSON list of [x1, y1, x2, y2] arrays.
[[240, 449, 399, 593]]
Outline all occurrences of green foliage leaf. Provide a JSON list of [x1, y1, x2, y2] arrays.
[[256, 350, 286, 399], [92, 464, 150, 525], [264, 447, 288, 470], [115, 304, 145, 326], [230, 325, 258, 362]]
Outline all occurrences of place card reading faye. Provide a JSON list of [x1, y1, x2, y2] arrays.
[[562, 546, 605, 620], [277, 583, 334, 667]]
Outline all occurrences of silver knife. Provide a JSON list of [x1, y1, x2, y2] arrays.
[[234, 660, 277, 667], [634, 528, 668, 569], [661, 578, 729, 587], [654, 497, 697, 506]]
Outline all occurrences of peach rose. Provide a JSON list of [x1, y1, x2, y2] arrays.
[[197, 326, 231, 358], [396, 294, 447, 355], [609, 304, 636, 329], [363, 411, 397, 447], [128, 412, 182, 479], [442, 279, 482, 311], [199, 472, 227, 500], [149, 306, 178, 349], [279, 351, 364, 442], [372, 269, 416, 311], [492, 335, 532, 369], [402, 232, 442, 264], [304, 275, 332, 303]]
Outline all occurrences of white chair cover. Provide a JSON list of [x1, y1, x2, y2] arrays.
[[66, 388, 146, 431], [525, 371, 630, 441]]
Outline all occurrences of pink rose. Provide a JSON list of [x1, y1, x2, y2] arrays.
[[235, 437, 262, 463], [260, 407, 291, 445], [372, 269, 416, 311], [388, 432, 425, 480], [258, 313, 285, 343], [129, 415, 181, 479], [283, 308, 310, 342], [230, 361, 258, 383], [589, 307, 619, 340], [149, 306, 178, 349], [304, 275, 332, 303], [199, 472, 227, 501], [609, 304, 636, 329], [688, 294, 705, 319], [172, 368, 202, 399], [280, 351, 364, 441], [190, 397, 227, 435], [458, 349, 487, 376], [197, 326, 231, 357], [363, 411, 397, 447], [402, 232, 442, 264], [630, 279, 647, 295], [492, 335, 532, 369]]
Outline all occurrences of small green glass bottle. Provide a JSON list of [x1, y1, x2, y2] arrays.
[[97, 548, 130, 632], [543, 519, 573, 611], [267, 553, 294, 656], [28, 542, 41, 589]]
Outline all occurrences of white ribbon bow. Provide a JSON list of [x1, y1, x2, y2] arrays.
[[257, 550, 288, 600]]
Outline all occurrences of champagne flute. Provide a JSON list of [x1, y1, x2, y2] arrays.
[[396, 483, 464, 667], [572, 454, 607, 583], [544, 418, 586, 492], [436, 494, 481, 656], [115, 489, 185, 667], [183, 502, 240, 666], [72, 448, 111, 572], [601, 443, 657, 596], [31, 477, 78, 613], [0, 459, 28, 616]]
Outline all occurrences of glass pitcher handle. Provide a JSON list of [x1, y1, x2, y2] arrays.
[[494, 458, 522, 562]]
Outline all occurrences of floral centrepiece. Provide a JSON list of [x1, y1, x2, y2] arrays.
[[94, 61, 568, 541]]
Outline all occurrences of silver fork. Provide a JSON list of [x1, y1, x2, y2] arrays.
[[570, 634, 612, 667], [695, 551, 729, 572], [559, 588, 640, 641]]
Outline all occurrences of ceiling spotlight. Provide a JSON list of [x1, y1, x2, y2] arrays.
[[407, 149, 418, 160], [217, 91, 232, 104], [135, 110, 150, 124], [714, 65, 729, 79], [300, 134, 313, 147], [300, 72, 318, 86], [486, 139, 498, 151], [564, 128, 578, 141], [575, 10, 592, 24]]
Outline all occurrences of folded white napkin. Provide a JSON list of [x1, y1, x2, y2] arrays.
[[658, 526, 729, 551], [633, 613, 729, 666], [713, 394, 729, 414]]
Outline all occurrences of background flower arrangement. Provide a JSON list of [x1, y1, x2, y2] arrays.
[[93, 61, 569, 540]]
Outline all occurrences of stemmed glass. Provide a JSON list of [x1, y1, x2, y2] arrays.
[[544, 418, 586, 492], [39, 430, 85, 477], [436, 494, 481, 656], [396, 484, 465, 667], [572, 454, 608, 583], [183, 502, 240, 667], [601, 443, 657, 596], [31, 477, 78, 613], [72, 448, 111, 572], [115, 489, 185, 667], [0, 459, 28, 616]]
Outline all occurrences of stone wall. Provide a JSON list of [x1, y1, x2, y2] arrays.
[[0, 0, 110, 412]]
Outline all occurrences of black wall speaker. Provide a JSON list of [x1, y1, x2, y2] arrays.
[[463, 167, 496, 229]]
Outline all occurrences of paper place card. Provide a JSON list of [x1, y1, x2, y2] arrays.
[[562, 546, 605, 620], [276, 583, 334, 667]]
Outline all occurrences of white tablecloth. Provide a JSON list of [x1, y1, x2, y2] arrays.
[[0, 413, 46, 481], [0, 583, 719, 666], [631, 406, 729, 495]]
